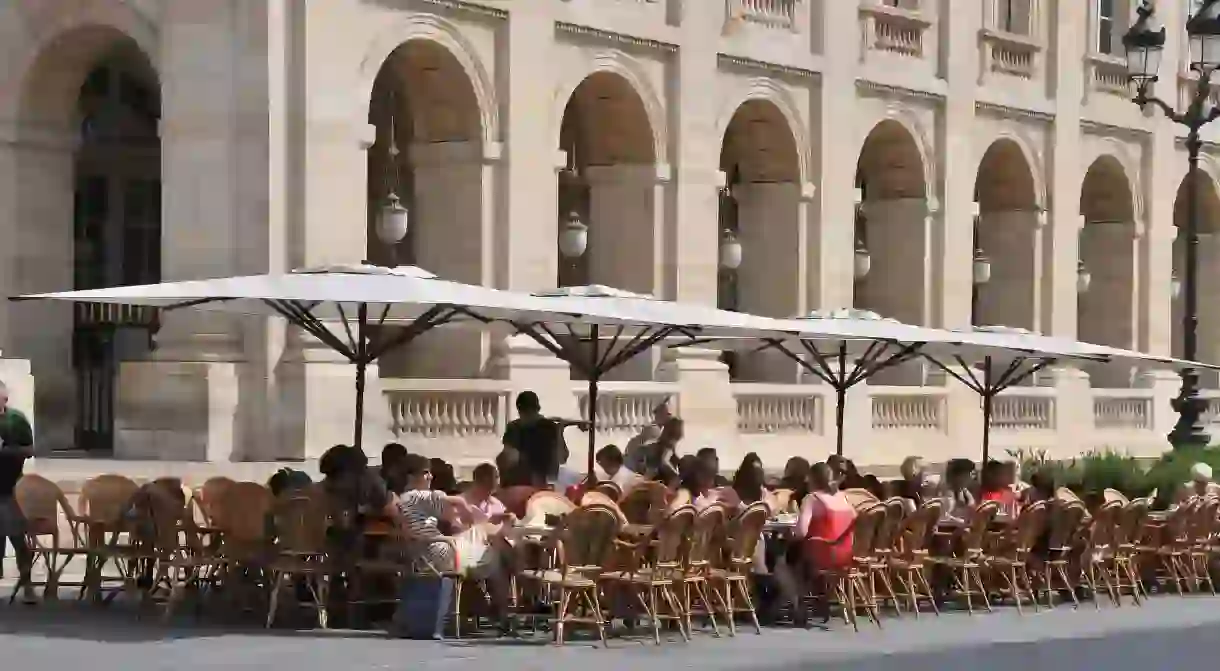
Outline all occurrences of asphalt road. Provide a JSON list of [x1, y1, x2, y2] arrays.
[[1, 591, 1218, 670]]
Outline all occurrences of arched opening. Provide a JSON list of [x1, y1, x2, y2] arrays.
[[717, 99, 802, 382], [1172, 170, 1220, 386], [972, 139, 1040, 331], [10, 31, 162, 453], [556, 72, 657, 291], [853, 120, 930, 385], [366, 39, 487, 379], [1079, 157, 1138, 387]]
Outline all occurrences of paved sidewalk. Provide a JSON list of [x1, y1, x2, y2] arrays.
[[1, 591, 1219, 670]]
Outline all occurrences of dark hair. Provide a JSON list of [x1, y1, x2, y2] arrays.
[[515, 390, 541, 414], [472, 462, 497, 483], [430, 458, 458, 494], [696, 447, 717, 459], [946, 458, 977, 480], [402, 453, 430, 476], [658, 417, 684, 444], [809, 462, 834, 491], [980, 460, 1005, 489], [319, 445, 367, 479], [732, 453, 766, 504], [381, 442, 408, 466], [596, 444, 624, 466], [680, 458, 715, 494], [654, 465, 680, 487]]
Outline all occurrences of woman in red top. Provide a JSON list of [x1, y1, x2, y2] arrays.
[[978, 460, 1019, 516], [771, 463, 856, 624]]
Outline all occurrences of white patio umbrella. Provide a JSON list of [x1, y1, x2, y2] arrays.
[[12, 265, 709, 451], [699, 308, 983, 457], [499, 285, 796, 479], [918, 325, 1220, 463]]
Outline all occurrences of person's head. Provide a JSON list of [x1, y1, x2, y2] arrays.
[[0, 380, 8, 410], [809, 462, 834, 493], [680, 458, 716, 494], [696, 447, 719, 474], [515, 390, 541, 418], [471, 462, 499, 495], [596, 444, 625, 475], [652, 400, 672, 426], [900, 456, 924, 482], [1191, 462, 1214, 489], [430, 458, 457, 493], [980, 460, 1005, 491], [658, 417, 684, 445], [402, 453, 432, 490], [945, 458, 976, 490], [267, 469, 291, 496], [1029, 469, 1056, 498], [732, 453, 766, 497], [381, 442, 408, 468], [677, 454, 699, 479], [319, 444, 368, 482], [782, 457, 811, 482], [827, 454, 847, 479], [655, 465, 680, 491]]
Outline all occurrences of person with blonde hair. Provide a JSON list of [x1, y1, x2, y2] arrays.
[[1175, 462, 1220, 504]]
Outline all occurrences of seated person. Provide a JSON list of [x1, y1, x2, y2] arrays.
[[596, 444, 641, 490], [1175, 462, 1220, 505], [977, 459, 1019, 516], [771, 463, 856, 623], [671, 460, 740, 511], [379, 443, 409, 495], [457, 463, 514, 532], [934, 458, 977, 523]]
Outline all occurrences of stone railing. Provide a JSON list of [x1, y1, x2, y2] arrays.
[[992, 388, 1055, 431], [871, 387, 947, 431], [728, 0, 801, 30], [1178, 73, 1220, 114], [980, 29, 1039, 80], [1093, 389, 1154, 430], [859, 2, 930, 59], [574, 381, 678, 435], [733, 384, 824, 434], [1085, 54, 1130, 99], [1201, 391, 1220, 427], [383, 379, 511, 438]]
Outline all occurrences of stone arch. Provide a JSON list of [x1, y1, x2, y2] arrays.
[[1079, 156, 1139, 371], [1171, 168, 1220, 376], [1083, 137, 1142, 224], [357, 13, 499, 146], [4, 2, 159, 130], [716, 79, 810, 184], [974, 138, 1039, 212], [719, 98, 803, 183], [865, 105, 936, 200], [971, 139, 1041, 332], [1080, 155, 1136, 224], [554, 50, 667, 167], [856, 118, 928, 200]]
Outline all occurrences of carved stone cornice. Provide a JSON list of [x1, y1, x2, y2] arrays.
[[556, 22, 678, 53], [1080, 119, 1151, 139], [716, 54, 820, 83], [855, 79, 944, 103], [417, 0, 508, 20], [975, 101, 1054, 124]]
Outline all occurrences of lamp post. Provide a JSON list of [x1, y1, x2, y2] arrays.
[[375, 104, 409, 264], [1077, 260, 1092, 294], [854, 188, 872, 281], [971, 202, 991, 324], [1124, 0, 1218, 448]]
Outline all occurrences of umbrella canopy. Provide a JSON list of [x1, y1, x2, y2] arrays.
[[918, 325, 1220, 462]]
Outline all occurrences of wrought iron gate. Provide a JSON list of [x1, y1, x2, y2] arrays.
[[72, 303, 159, 452]]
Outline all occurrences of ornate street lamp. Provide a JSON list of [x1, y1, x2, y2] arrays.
[[376, 104, 409, 262], [558, 210, 588, 259], [1172, 274, 1184, 300], [719, 228, 743, 270], [1076, 260, 1092, 294], [1124, 0, 1220, 448], [971, 201, 990, 324], [853, 188, 872, 280]]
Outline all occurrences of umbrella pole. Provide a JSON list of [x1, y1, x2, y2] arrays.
[[586, 375, 598, 483], [353, 302, 368, 450], [834, 385, 847, 457], [981, 356, 992, 463]]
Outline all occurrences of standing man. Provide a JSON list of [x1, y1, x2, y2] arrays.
[[624, 400, 672, 473], [502, 391, 563, 487], [0, 381, 36, 602]]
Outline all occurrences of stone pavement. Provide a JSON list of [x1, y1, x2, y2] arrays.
[[0, 589, 1218, 670]]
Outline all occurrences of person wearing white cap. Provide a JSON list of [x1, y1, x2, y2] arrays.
[[1175, 462, 1220, 504]]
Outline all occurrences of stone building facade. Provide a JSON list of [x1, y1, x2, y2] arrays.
[[1, 0, 1218, 469]]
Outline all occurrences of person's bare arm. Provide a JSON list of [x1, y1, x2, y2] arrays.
[[442, 494, 476, 525]]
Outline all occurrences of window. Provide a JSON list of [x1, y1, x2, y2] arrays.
[[996, 0, 1031, 35], [1097, 0, 1117, 54]]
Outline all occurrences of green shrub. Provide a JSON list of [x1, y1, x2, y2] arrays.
[[1142, 446, 1220, 509], [1076, 449, 1149, 498]]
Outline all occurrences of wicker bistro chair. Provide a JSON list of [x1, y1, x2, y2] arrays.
[[986, 500, 1049, 614], [1136, 499, 1198, 595], [865, 498, 907, 617], [1198, 496, 1220, 585], [1187, 496, 1219, 595], [620, 481, 669, 525], [266, 490, 332, 628], [523, 491, 576, 526], [888, 499, 942, 617], [128, 482, 219, 621], [1038, 499, 1087, 608], [804, 506, 879, 632], [607, 504, 695, 644], [1079, 500, 1123, 608], [679, 504, 731, 637], [770, 489, 795, 515], [928, 500, 1001, 615], [710, 501, 769, 635], [518, 503, 622, 645], [1112, 497, 1151, 603], [10, 474, 88, 602], [592, 481, 624, 502], [76, 474, 141, 601]]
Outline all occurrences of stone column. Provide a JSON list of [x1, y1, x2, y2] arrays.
[[585, 164, 669, 381], [381, 141, 500, 381], [1080, 221, 1139, 388], [0, 127, 75, 451], [735, 181, 806, 382], [976, 210, 1044, 331], [860, 198, 929, 385]]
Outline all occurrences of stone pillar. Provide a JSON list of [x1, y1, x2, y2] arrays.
[[0, 127, 75, 451], [658, 348, 735, 452], [1080, 222, 1139, 388], [860, 198, 930, 385], [585, 164, 668, 381], [735, 181, 806, 383], [383, 141, 500, 381], [976, 210, 1043, 331]]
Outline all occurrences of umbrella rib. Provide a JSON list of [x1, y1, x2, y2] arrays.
[[800, 340, 841, 386], [766, 339, 834, 385], [603, 326, 674, 373], [596, 325, 630, 371], [843, 340, 883, 388], [263, 299, 355, 360], [366, 305, 454, 363], [333, 303, 360, 355], [921, 353, 982, 394], [847, 341, 923, 389]]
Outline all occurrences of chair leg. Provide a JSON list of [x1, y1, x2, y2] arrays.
[[265, 572, 285, 628], [915, 568, 939, 616], [1006, 568, 1023, 615], [581, 589, 608, 648], [553, 587, 571, 645], [971, 567, 992, 612], [661, 586, 690, 642], [877, 569, 901, 617], [732, 580, 762, 634]]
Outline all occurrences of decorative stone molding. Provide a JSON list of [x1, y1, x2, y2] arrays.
[[714, 77, 815, 185], [715, 54, 821, 83], [583, 163, 672, 185], [0, 120, 78, 152], [974, 101, 1053, 124], [979, 29, 1041, 83], [855, 79, 945, 103], [555, 22, 678, 53], [418, 0, 509, 20], [726, 0, 803, 31], [1083, 53, 1131, 102]]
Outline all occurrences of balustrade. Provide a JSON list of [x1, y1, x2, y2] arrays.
[[871, 388, 946, 431], [728, 0, 800, 30], [574, 382, 677, 435], [733, 384, 823, 434], [992, 390, 1054, 431], [384, 380, 509, 439], [1093, 391, 1153, 430]]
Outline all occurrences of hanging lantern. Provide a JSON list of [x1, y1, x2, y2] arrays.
[[558, 211, 588, 259], [854, 242, 871, 280], [1076, 260, 1092, 294], [972, 249, 992, 285], [1172, 274, 1184, 299], [720, 229, 743, 270], [377, 192, 409, 246]]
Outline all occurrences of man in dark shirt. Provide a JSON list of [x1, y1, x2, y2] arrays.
[[501, 391, 561, 487], [0, 381, 35, 600]]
